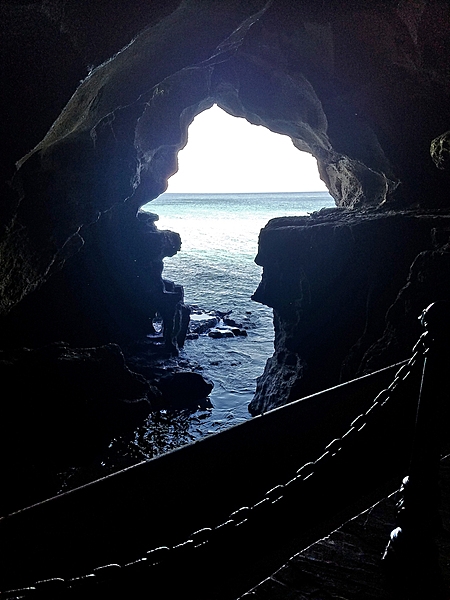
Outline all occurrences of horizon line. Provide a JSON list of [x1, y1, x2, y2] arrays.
[[160, 189, 332, 195]]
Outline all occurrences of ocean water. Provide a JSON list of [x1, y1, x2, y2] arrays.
[[60, 192, 336, 488], [139, 193, 335, 430]]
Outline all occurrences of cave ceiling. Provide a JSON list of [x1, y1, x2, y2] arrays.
[[1, 0, 450, 330]]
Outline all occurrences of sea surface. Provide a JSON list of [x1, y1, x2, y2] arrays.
[[60, 192, 335, 489], [140, 194, 334, 428]]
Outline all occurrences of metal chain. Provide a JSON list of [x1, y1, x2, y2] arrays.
[[1, 333, 427, 599]]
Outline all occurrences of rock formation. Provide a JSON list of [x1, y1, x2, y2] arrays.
[[249, 209, 450, 413], [2, 0, 450, 496]]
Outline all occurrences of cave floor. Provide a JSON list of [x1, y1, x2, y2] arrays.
[[239, 453, 450, 600]]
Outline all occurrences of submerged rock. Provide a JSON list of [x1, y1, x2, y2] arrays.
[[208, 328, 235, 339], [232, 327, 248, 337]]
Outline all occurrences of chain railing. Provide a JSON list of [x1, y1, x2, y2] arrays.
[[1, 314, 434, 599], [382, 301, 450, 599]]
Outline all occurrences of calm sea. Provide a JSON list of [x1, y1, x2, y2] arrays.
[[61, 192, 335, 487], [140, 192, 334, 426]]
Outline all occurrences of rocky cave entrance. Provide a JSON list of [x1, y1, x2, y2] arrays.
[[3, 1, 428, 507], [3, 19, 401, 353], [4, 9, 450, 594], [143, 103, 335, 420]]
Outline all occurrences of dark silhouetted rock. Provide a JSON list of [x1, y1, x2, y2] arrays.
[[0, 342, 156, 514], [250, 209, 450, 414], [155, 371, 214, 408]]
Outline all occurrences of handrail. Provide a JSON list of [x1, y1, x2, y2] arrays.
[[0, 342, 426, 598]]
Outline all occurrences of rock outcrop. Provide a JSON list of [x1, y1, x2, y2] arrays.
[[2, 0, 450, 483], [250, 208, 450, 413]]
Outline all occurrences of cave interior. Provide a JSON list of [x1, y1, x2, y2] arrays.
[[2, 0, 450, 572]]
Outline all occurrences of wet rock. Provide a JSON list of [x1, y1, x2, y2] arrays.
[[155, 371, 214, 409], [208, 325, 248, 338], [224, 317, 243, 328], [160, 279, 191, 353], [208, 328, 235, 339], [186, 332, 199, 340], [189, 313, 219, 335], [232, 327, 248, 337], [188, 308, 248, 339], [123, 345, 213, 411]]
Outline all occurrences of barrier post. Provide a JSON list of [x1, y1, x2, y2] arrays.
[[382, 302, 450, 598]]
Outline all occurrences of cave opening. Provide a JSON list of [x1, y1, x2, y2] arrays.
[[140, 103, 335, 435], [4, 4, 450, 588], [0, 3, 413, 507], [1, 50, 348, 502]]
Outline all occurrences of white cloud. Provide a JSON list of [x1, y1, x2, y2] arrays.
[[167, 105, 327, 193]]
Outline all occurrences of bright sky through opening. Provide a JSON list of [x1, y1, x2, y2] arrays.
[[167, 104, 328, 194]]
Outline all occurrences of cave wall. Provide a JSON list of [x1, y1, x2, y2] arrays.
[[1, 0, 450, 415], [249, 209, 450, 413]]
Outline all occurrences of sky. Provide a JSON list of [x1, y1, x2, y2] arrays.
[[166, 104, 327, 193]]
